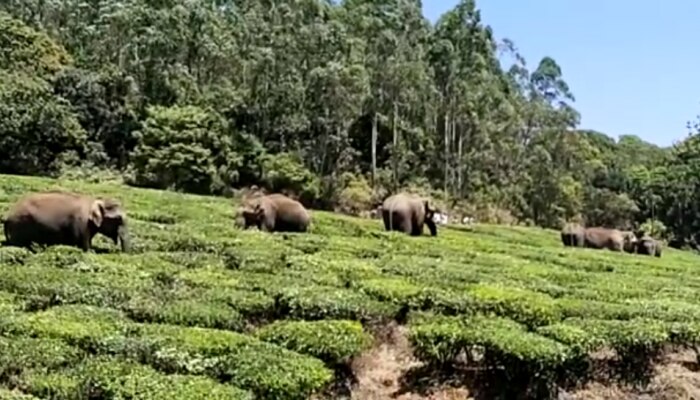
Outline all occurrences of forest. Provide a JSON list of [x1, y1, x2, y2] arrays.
[[1, 0, 700, 249]]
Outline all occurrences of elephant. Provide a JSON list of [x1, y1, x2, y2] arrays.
[[2, 191, 130, 252], [561, 223, 585, 247], [380, 193, 437, 236], [582, 227, 637, 253], [238, 193, 311, 233], [636, 234, 662, 257]]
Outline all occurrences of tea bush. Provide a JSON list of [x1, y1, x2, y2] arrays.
[[22, 357, 254, 400], [255, 319, 373, 365], [0, 387, 40, 399], [1, 173, 700, 398]]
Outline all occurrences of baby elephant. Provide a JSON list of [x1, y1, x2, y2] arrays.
[[239, 193, 311, 233], [3, 191, 130, 252]]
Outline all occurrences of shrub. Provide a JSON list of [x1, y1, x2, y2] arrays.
[[52, 67, 140, 168], [203, 287, 277, 320], [124, 296, 245, 331], [276, 285, 399, 322], [0, 247, 31, 266], [5, 305, 136, 349], [409, 314, 571, 370], [539, 317, 671, 383], [127, 105, 243, 194], [255, 319, 373, 365], [468, 283, 561, 328], [26, 246, 87, 270], [0, 11, 72, 75], [334, 173, 374, 216], [138, 323, 334, 400], [0, 337, 83, 379], [0, 265, 144, 309], [355, 277, 423, 306], [0, 70, 87, 176], [0, 387, 40, 399], [261, 152, 320, 204], [23, 356, 254, 400]]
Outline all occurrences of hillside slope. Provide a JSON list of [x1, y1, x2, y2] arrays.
[[0, 174, 699, 399]]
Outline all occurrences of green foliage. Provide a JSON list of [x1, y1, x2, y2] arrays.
[[468, 283, 561, 328], [0, 71, 87, 175], [23, 357, 254, 400], [0, 11, 71, 75], [0, 387, 40, 399], [5, 305, 136, 348], [409, 314, 570, 368], [52, 67, 141, 168], [276, 285, 399, 322], [261, 152, 321, 204], [124, 296, 246, 331], [334, 173, 374, 216], [128, 105, 244, 194], [0, 0, 682, 238], [2, 151, 700, 398], [255, 319, 373, 365], [138, 324, 334, 400], [0, 337, 83, 378]]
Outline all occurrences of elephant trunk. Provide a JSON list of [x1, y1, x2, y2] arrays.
[[118, 224, 131, 252]]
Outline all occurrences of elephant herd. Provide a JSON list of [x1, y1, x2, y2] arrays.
[[560, 223, 662, 257], [236, 191, 438, 237], [0, 190, 663, 261], [0, 190, 438, 252]]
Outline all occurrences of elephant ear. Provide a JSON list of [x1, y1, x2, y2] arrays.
[[89, 199, 105, 228], [423, 199, 434, 215], [101, 199, 123, 220]]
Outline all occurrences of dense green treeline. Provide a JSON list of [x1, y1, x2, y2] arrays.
[[1, 0, 700, 248]]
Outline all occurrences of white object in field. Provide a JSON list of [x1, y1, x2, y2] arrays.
[[433, 213, 449, 225]]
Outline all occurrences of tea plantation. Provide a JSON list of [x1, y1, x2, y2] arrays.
[[0, 174, 699, 399]]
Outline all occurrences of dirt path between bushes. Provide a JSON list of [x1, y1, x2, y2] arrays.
[[345, 325, 700, 400]]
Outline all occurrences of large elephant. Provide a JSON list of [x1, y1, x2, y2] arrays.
[[380, 193, 437, 236], [561, 223, 585, 247], [636, 234, 662, 257], [238, 193, 311, 233], [583, 227, 637, 253], [2, 191, 130, 252]]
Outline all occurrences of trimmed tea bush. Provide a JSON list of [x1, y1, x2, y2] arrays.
[[137, 323, 334, 399], [1, 173, 700, 397], [255, 319, 373, 365], [0, 387, 40, 399], [22, 356, 254, 400]]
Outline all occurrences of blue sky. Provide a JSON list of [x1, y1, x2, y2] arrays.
[[423, 1, 700, 148]]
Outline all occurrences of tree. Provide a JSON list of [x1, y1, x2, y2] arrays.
[[128, 105, 243, 195]]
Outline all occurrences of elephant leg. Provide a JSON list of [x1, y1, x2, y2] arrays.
[[79, 234, 91, 252], [263, 216, 275, 232], [400, 219, 412, 235], [382, 215, 391, 231]]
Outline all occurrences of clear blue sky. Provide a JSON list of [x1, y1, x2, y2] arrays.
[[423, 1, 700, 148]]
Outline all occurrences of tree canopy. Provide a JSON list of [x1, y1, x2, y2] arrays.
[[1, 0, 698, 249]]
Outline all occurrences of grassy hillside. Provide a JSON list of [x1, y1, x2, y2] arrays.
[[0, 174, 699, 399]]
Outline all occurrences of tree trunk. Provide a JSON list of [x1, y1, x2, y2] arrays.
[[371, 112, 377, 186], [457, 122, 463, 198], [444, 111, 450, 197], [392, 102, 398, 190], [450, 115, 457, 198]]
